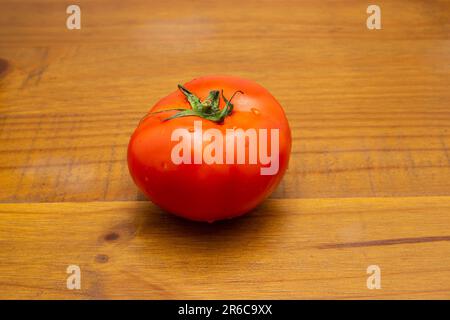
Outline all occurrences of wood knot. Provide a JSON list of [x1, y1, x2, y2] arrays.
[[104, 232, 120, 241], [0, 58, 10, 78], [95, 254, 109, 263]]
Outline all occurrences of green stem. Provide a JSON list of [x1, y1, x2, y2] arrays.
[[145, 84, 243, 123]]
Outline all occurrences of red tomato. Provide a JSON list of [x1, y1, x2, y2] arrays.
[[128, 76, 291, 222]]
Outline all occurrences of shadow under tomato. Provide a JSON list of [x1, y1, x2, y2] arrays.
[[137, 200, 277, 253]]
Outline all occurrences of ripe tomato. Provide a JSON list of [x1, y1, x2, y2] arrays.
[[128, 76, 291, 222]]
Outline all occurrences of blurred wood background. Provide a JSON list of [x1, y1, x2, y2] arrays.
[[0, 0, 449, 299]]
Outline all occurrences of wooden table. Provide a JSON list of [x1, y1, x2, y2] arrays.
[[0, 0, 449, 299]]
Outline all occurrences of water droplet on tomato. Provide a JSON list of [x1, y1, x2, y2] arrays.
[[144, 176, 149, 182], [251, 107, 260, 115], [161, 162, 168, 170]]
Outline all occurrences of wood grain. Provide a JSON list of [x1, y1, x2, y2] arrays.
[[1, 0, 449, 201], [0, 0, 450, 299], [1, 197, 450, 299]]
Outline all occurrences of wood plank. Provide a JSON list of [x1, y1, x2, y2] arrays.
[[1, 0, 450, 202], [1, 197, 450, 299]]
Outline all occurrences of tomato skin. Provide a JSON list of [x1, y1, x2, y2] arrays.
[[128, 76, 291, 222]]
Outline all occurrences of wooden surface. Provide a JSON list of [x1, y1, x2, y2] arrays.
[[1, 197, 450, 299], [0, 0, 449, 299]]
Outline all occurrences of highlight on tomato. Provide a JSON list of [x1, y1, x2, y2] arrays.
[[128, 75, 291, 222]]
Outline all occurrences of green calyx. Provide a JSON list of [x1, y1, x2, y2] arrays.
[[149, 85, 243, 123]]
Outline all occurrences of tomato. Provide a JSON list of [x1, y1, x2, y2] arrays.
[[128, 76, 291, 222]]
